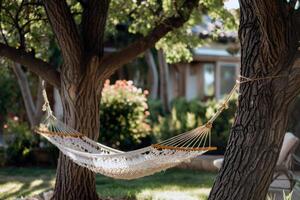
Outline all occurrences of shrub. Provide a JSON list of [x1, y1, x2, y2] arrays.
[[3, 118, 58, 166], [151, 97, 237, 154], [99, 80, 151, 151]]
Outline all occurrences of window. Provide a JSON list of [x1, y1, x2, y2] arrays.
[[203, 63, 215, 97], [196, 62, 238, 100], [220, 64, 236, 96]]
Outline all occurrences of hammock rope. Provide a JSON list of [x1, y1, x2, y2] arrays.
[[35, 75, 283, 179]]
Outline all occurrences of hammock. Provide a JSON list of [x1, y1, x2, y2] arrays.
[[35, 81, 238, 180]]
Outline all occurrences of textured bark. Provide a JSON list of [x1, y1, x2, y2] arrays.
[[81, 0, 110, 56], [52, 57, 100, 200], [208, 1, 300, 200], [43, 0, 83, 70], [145, 50, 159, 99]]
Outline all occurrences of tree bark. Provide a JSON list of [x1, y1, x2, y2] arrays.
[[145, 49, 159, 99], [208, 1, 300, 200], [52, 57, 100, 200]]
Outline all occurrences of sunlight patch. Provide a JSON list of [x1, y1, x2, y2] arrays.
[[0, 182, 23, 198], [136, 187, 211, 200], [29, 179, 43, 188]]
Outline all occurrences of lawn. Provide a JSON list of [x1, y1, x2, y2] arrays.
[[0, 167, 216, 200]]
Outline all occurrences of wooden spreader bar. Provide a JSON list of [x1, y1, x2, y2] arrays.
[[35, 128, 83, 138], [151, 144, 217, 151]]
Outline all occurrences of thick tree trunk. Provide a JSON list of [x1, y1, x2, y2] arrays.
[[208, 1, 299, 200], [52, 58, 100, 200], [209, 81, 292, 200]]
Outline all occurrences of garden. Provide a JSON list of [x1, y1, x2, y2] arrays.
[[0, 78, 236, 167], [0, 71, 231, 199], [1, 0, 300, 200]]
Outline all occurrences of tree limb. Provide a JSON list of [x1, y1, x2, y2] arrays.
[[81, 0, 109, 56], [12, 63, 36, 127], [43, 0, 82, 67], [0, 43, 60, 87], [98, 0, 199, 79]]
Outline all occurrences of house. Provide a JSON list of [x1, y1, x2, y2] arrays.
[[168, 45, 240, 101]]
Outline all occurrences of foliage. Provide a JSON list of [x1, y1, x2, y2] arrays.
[[100, 80, 152, 150], [0, 0, 53, 60], [0, 66, 21, 123], [151, 97, 237, 153], [3, 118, 36, 165], [107, 0, 237, 63], [0, 167, 216, 200], [3, 118, 58, 165], [0, 0, 237, 64]]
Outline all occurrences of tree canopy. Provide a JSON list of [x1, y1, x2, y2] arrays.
[[0, 0, 236, 75]]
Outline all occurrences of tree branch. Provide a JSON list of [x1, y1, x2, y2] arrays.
[[43, 0, 82, 67], [98, 0, 199, 79], [81, 0, 109, 56], [0, 43, 60, 87], [12, 63, 36, 127]]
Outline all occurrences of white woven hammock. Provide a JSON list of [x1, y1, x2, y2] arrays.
[[35, 82, 238, 180]]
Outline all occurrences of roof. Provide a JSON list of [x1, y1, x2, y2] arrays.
[[193, 47, 237, 57], [192, 47, 240, 62]]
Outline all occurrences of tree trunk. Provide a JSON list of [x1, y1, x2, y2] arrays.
[[12, 63, 43, 127], [208, 1, 299, 200], [209, 81, 292, 200], [158, 49, 170, 112], [145, 49, 159, 99], [52, 58, 100, 200]]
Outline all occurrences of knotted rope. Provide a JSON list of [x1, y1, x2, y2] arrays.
[[41, 80, 53, 118]]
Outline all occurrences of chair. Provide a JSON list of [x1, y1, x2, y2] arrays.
[[213, 132, 300, 191], [271, 132, 299, 191]]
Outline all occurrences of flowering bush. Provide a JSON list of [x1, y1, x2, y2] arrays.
[[99, 80, 151, 150]]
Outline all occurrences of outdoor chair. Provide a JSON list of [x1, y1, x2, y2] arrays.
[[271, 132, 299, 191], [213, 132, 300, 191]]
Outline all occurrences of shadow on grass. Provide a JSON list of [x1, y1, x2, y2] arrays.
[[0, 167, 216, 200], [0, 167, 56, 200], [95, 169, 216, 199]]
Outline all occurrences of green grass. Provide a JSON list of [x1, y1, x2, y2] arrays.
[[0, 167, 216, 200]]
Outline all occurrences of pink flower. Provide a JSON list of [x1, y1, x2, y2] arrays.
[[13, 116, 19, 121], [128, 80, 133, 85], [143, 90, 149, 96], [3, 124, 8, 129], [104, 79, 110, 87]]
